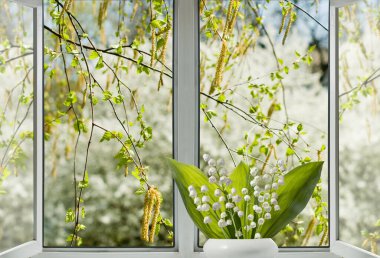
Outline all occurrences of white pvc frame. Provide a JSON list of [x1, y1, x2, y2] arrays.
[[329, 1, 380, 258], [0, 1, 44, 258], [4, 0, 373, 257]]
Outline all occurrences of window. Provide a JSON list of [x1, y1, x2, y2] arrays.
[[337, 0, 380, 256], [43, 0, 174, 248], [1, 0, 379, 258], [199, 0, 329, 248]]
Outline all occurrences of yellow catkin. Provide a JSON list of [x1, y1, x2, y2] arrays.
[[59, 0, 73, 22], [157, 30, 170, 90], [199, 0, 206, 15], [302, 216, 317, 246], [150, 29, 157, 67], [98, 0, 110, 29], [141, 188, 154, 242], [131, 0, 139, 21], [149, 190, 162, 243], [210, 0, 240, 94], [279, 7, 290, 34], [371, 240, 378, 254], [282, 9, 294, 45], [319, 226, 328, 246]]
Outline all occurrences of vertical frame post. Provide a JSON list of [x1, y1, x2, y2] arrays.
[[173, 0, 199, 255], [33, 1, 44, 249]]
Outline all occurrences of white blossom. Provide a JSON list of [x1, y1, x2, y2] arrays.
[[231, 188, 237, 194], [254, 206, 263, 214], [225, 178, 232, 186], [265, 206, 272, 212], [250, 222, 257, 228], [258, 218, 265, 225], [208, 167, 217, 176], [238, 211, 244, 217], [201, 203, 210, 211], [263, 202, 269, 209], [258, 195, 265, 203], [232, 195, 242, 203], [226, 219, 232, 225], [209, 176, 217, 183], [188, 185, 195, 192], [272, 183, 278, 190], [264, 193, 270, 200], [271, 198, 277, 205], [189, 190, 197, 198], [250, 167, 258, 176], [264, 213, 272, 220], [219, 168, 228, 176], [204, 216, 212, 224], [265, 184, 271, 190], [244, 195, 251, 201], [254, 191, 260, 197], [218, 219, 227, 228], [208, 159, 216, 167], [233, 207, 239, 213], [217, 159, 225, 166], [212, 202, 221, 211], [219, 196, 226, 202], [226, 202, 234, 209], [242, 188, 248, 195], [274, 205, 280, 211], [214, 189, 222, 197], [202, 196, 210, 203], [272, 193, 278, 199], [254, 233, 261, 239], [247, 214, 254, 221], [201, 185, 208, 193], [194, 197, 201, 205], [277, 160, 284, 167], [196, 205, 202, 211], [221, 212, 227, 218], [235, 231, 243, 238], [203, 154, 210, 162]]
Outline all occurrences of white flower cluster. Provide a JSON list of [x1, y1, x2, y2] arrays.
[[187, 154, 287, 239]]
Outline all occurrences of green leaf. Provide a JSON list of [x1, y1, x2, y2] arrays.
[[65, 208, 75, 223], [168, 159, 225, 239], [88, 50, 99, 60], [260, 161, 324, 238], [78, 170, 89, 189]]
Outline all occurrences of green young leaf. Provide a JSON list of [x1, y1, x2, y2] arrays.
[[78, 170, 89, 189], [168, 159, 225, 239], [88, 50, 99, 60], [260, 161, 324, 238]]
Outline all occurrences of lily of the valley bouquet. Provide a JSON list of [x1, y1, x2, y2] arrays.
[[169, 155, 323, 239]]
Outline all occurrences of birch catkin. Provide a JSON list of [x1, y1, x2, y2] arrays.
[[210, 0, 241, 94], [149, 191, 162, 243]]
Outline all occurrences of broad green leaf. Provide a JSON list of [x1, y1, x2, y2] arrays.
[[228, 162, 252, 237], [260, 161, 323, 238], [168, 159, 225, 239]]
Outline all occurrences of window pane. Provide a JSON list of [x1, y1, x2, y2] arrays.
[[43, 0, 173, 247], [0, 0, 34, 252], [339, 0, 380, 254], [199, 0, 329, 247]]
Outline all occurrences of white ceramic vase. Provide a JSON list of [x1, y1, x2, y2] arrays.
[[203, 239, 278, 258]]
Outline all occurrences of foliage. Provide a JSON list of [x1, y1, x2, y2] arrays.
[[169, 157, 323, 239]]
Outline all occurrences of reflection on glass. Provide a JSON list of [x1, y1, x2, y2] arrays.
[[199, 0, 329, 247], [339, 0, 380, 255], [0, 0, 34, 252], [44, 0, 173, 247]]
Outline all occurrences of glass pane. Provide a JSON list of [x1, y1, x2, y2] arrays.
[[0, 0, 34, 252], [339, 0, 380, 255], [43, 0, 173, 247], [199, 0, 329, 247]]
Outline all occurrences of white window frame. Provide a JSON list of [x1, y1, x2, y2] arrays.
[[3, 0, 377, 257], [0, 1, 44, 258], [329, 1, 380, 258]]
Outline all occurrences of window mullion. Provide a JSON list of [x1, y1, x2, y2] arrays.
[[33, 3, 44, 249], [173, 0, 199, 255]]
